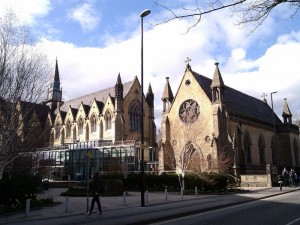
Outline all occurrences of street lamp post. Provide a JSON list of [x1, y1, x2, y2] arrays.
[[271, 91, 278, 165], [140, 9, 151, 207]]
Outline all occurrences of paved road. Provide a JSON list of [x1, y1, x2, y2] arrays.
[[1, 187, 299, 225], [149, 190, 300, 225]]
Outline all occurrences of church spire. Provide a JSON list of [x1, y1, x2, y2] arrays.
[[115, 73, 123, 99], [211, 62, 225, 103], [211, 62, 224, 88], [47, 58, 62, 111], [54, 58, 60, 82], [282, 98, 292, 124], [115, 73, 123, 112], [162, 77, 174, 102], [162, 77, 174, 113], [146, 83, 154, 108]]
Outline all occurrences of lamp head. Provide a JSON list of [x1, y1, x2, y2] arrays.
[[140, 9, 151, 17]]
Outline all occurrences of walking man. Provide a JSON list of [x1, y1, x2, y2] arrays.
[[87, 172, 103, 215]]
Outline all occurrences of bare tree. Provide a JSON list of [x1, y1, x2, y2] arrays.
[[0, 11, 51, 179], [155, 0, 300, 32], [163, 110, 205, 192], [292, 111, 300, 126], [162, 95, 233, 192]]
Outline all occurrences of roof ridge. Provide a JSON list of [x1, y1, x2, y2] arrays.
[[65, 80, 134, 103]]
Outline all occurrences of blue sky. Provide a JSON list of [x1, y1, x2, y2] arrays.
[[1, 0, 300, 127]]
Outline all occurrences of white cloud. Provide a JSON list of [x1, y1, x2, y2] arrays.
[[222, 38, 300, 118], [67, 2, 100, 32], [0, 0, 51, 25], [32, 5, 300, 128]]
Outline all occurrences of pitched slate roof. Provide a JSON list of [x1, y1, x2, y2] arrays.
[[70, 107, 78, 118], [192, 71, 282, 125], [59, 111, 67, 122], [95, 100, 104, 112], [19, 101, 50, 127], [58, 80, 134, 112], [82, 104, 90, 115]]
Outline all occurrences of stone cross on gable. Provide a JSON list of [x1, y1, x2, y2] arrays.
[[261, 93, 267, 102], [185, 57, 191, 65]]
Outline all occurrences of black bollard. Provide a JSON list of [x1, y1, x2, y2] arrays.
[[278, 181, 283, 191]]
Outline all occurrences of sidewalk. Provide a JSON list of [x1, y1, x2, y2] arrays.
[[1, 186, 299, 224]]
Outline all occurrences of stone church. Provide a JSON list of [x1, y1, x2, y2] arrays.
[[4, 58, 300, 182], [159, 60, 300, 183], [4, 59, 157, 179], [46, 59, 156, 148]]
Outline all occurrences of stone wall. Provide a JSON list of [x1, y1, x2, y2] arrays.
[[240, 174, 271, 187]]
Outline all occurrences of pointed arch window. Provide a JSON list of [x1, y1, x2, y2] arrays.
[[78, 117, 84, 135], [91, 114, 97, 133], [66, 120, 72, 138], [258, 134, 266, 164], [244, 131, 252, 163], [129, 101, 141, 131], [105, 110, 112, 130], [294, 139, 299, 166], [55, 123, 60, 139], [180, 141, 196, 170], [213, 89, 220, 102]]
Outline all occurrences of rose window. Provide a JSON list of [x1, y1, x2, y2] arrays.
[[179, 99, 200, 123]]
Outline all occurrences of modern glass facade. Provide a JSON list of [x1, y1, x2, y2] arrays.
[[16, 141, 157, 180]]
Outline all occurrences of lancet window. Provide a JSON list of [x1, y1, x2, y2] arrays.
[[105, 110, 112, 130], [91, 114, 97, 133], [78, 117, 84, 135], [129, 101, 141, 131]]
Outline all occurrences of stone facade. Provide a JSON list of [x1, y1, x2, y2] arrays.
[[3, 59, 157, 177], [46, 60, 156, 151], [159, 61, 300, 179]]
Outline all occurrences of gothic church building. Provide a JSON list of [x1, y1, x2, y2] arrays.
[[159, 61, 300, 180], [46, 60, 156, 148]]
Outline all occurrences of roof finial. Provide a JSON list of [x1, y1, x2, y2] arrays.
[[185, 57, 192, 71], [261, 93, 267, 103], [185, 57, 191, 65]]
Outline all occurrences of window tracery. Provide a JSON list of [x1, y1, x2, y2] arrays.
[[105, 110, 112, 130], [179, 99, 200, 123], [129, 101, 141, 131], [66, 120, 71, 138], [78, 117, 84, 135], [91, 114, 97, 133]]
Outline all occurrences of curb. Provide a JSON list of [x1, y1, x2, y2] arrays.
[[1, 188, 299, 225]]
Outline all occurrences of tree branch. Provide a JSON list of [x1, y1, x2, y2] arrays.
[[154, 0, 300, 33]]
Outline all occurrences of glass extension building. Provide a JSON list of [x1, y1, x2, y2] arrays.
[[17, 140, 157, 181]]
